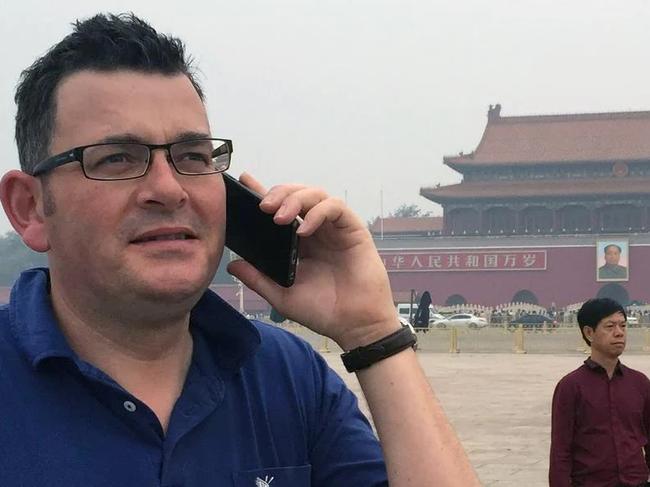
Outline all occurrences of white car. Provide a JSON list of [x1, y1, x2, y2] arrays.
[[432, 313, 488, 329], [396, 303, 436, 322], [429, 313, 446, 324]]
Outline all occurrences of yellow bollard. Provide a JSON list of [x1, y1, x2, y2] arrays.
[[449, 327, 459, 353], [319, 337, 330, 353], [513, 324, 527, 354]]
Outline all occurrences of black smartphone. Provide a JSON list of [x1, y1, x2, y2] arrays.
[[224, 173, 300, 287]]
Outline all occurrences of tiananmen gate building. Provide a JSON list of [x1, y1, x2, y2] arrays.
[[373, 105, 650, 308]]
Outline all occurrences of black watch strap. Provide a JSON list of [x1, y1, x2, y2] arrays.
[[340, 325, 417, 373]]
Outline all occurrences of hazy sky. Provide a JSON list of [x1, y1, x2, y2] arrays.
[[1, 0, 649, 234]]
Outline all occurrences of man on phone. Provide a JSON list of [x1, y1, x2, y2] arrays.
[[549, 298, 650, 486], [0, 13, 478, 486]]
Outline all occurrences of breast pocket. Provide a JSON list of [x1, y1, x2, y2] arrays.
[[233, 465, 312, 487]]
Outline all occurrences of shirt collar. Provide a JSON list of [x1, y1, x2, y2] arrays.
[[9, 267, 261, 372], [584, 356, 624, 376]]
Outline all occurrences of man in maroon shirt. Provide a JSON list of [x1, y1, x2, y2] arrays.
[[550, 298, 650, 487]]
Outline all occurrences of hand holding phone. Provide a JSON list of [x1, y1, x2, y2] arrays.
[[224, 173, 300, 287]]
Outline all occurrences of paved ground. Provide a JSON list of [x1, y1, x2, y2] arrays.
[[281, 324, 650, 485], [321, 349, 650, 486]]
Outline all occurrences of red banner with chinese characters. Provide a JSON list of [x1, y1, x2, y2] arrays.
[[379, 249, 547, 272]]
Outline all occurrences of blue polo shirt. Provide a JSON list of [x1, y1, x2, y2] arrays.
[[0, 268, 387, 486]]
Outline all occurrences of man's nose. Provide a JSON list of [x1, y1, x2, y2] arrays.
[[136, 150, 188, 210]]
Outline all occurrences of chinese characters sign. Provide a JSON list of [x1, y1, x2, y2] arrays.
[[379, 249, 547, 272]]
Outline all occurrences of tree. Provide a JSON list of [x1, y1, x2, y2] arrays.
[[0, 231, 48, 285], [390, 204, 432, 218]]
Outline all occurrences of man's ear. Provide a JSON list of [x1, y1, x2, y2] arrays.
[[0, 170, 50, 252], [583, 325, 594, 343]]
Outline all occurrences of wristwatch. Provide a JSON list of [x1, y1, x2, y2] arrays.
[[340, 325, 417, 373]]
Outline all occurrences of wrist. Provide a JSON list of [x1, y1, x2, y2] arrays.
[[335, 319, 402, 351], [340, 325, 417, 373]]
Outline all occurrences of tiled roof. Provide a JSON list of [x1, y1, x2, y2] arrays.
[[368, 216, 443, 234], [445, 105, 650, 168], [421, 177, 650, 203]]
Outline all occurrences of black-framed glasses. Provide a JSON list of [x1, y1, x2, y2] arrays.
[[31, 138, 233, 181]]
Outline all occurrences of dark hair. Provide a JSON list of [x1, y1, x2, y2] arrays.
[[604, 244, 622, 254], [14, 12, 204, 174], [577, 298, 626, 346]]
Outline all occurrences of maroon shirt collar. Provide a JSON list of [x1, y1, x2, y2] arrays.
[[584, 356, 624, 376]]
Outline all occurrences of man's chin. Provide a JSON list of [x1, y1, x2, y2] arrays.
[[141, 285, 204, 304], [130, 272, 210, 304], [610, 344, 626, 356]]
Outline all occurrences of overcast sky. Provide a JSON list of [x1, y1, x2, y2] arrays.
[[1, 0, 649, 234]]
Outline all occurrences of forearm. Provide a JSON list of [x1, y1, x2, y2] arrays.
[[356, 348, 480, 487]]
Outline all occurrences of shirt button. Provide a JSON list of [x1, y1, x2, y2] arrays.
[[123, 400, 137, 412]]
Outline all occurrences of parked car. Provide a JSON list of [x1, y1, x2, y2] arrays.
[[509, 314, 557, 329], [428, 313, 446, 324], [432, 313, 488, 329], [396, 303, 436, 323], [396, 303, 417, 321]]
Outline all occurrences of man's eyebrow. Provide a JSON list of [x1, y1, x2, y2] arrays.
[[96, 133, 143, 144], [174, 131, 212, 142], [96, 131, 212, 144]]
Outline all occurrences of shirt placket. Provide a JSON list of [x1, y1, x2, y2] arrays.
[[609, 375, 626, 483], [158, 365, 225, 486]]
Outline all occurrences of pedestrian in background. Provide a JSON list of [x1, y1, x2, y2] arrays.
[[550, 298, 650, 487]]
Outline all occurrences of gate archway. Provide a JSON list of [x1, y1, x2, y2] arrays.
[[512, 290, 539, 305], [445, 294, 467, 306], [596, 283, 630, 306]]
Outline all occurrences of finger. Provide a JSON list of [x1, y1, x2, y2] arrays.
[[269, 187, 330, 224], [297, 197, 365, 237], [260, 183, 310, 213], [236, 174, 307, 218], [238, 172, 267, 195]]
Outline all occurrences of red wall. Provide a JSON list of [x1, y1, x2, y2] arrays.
[[384, 245, 650, 307], [2, 246, 646, 309]]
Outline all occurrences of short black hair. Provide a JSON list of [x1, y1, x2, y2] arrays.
[[14, 12, 204, 174], [604, 244, 622, 254], [577, 298, 626, 346]]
